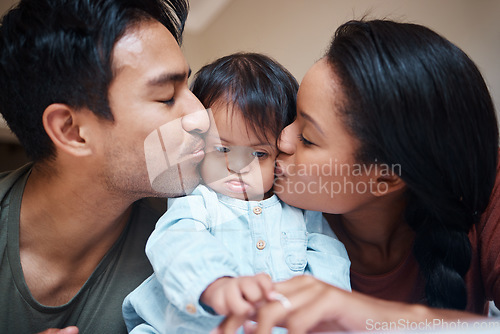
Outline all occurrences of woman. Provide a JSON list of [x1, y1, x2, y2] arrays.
[[217, 19, 500, 333]]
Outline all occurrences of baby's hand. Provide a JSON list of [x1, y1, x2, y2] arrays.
[[200, 273, 273, 316]]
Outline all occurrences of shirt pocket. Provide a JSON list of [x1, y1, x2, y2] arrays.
[[281, 230, 308, 272]]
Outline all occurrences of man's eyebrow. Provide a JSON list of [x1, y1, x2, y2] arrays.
[[147, 68, 191, 86], [300, 111, 325, 135]]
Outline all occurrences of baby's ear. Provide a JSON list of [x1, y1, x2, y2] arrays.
[[42, 103, 93, 157]]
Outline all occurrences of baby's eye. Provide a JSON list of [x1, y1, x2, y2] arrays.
[[252, 151, 269, 159], [214, 146, 230, 153]]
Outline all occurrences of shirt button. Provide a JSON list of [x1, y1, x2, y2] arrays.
[[253, 206, 262, 215], [256, 240, 266, 250], [186, 303, 196, 314]]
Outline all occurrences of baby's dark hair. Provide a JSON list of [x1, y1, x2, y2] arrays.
[[190, 52, 298, 144]]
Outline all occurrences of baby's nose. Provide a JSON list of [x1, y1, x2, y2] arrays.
[[226, 146, 255, 173]]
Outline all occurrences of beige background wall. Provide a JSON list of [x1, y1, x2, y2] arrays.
[[0, 0, 499, 162], [182, 0, 500, 107]]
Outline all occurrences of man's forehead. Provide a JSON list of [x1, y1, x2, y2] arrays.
[[114, 28, 145, 58], [111, 20, 186, 74]]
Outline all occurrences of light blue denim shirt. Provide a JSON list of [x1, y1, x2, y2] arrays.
[[123, 185, 350, 333]]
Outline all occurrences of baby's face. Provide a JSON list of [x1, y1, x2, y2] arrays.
[[200, 104, 278, 201]]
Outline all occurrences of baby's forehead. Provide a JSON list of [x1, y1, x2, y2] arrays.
[[210, 96, 282, 138], [207, 106, 279, 147], [205, 131, 278, 149]]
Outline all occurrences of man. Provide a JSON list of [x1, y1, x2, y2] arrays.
[[0, 0, 208, 333]]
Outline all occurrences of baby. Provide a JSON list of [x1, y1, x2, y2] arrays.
[[123, 53, 350, 333]]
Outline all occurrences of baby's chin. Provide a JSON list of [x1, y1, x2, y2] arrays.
[[205, 182, 269, 201], [221, 189, 266, 201]]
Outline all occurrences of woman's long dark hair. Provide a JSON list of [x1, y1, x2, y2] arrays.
[[326, 20, 498, 309]]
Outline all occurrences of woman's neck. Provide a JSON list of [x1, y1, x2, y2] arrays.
[[326, 193, 415, 275]]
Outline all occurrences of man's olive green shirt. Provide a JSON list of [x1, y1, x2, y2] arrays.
[[0, 164, 159, 333]]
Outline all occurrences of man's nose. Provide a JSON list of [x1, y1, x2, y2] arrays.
[[181, 90, 209, 134], [278, 121, 299, 155]]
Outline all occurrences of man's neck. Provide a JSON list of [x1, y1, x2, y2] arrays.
[[18, 164, 134, 306]]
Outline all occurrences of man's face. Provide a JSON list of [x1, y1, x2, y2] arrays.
[[93, 20, 208, 199]]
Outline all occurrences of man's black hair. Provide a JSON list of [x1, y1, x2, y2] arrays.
[[0, 0, 189, 161]]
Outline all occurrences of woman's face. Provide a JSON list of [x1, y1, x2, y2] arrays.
[[274, 58, 380, 214]]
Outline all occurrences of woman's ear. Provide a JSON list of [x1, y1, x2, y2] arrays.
[[372, 172, 406, 197], [42, 103, 93, 157]]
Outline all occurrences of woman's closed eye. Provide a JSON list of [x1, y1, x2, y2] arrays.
[[298, 134, 314, 146], [160, 97, 175, 106]]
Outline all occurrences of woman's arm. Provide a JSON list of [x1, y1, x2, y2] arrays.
[[216, 275, 487, 334]]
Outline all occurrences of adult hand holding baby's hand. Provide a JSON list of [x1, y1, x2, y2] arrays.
[[201, 273, 273, 317]]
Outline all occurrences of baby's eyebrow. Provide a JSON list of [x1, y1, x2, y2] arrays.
[[206, 133, 227, 142], [251, 142, 274, 148], [208, 135, 274, 148]]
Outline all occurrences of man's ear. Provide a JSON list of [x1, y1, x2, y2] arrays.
[[372, 172, 406, 197], [42, 103, 92, 157]]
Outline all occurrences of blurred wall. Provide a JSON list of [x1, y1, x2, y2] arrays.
[[182, 0, 500, 111], [0, 0, 15, 15]]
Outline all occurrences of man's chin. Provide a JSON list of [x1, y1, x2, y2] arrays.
[[149, 165, 201, 197]]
